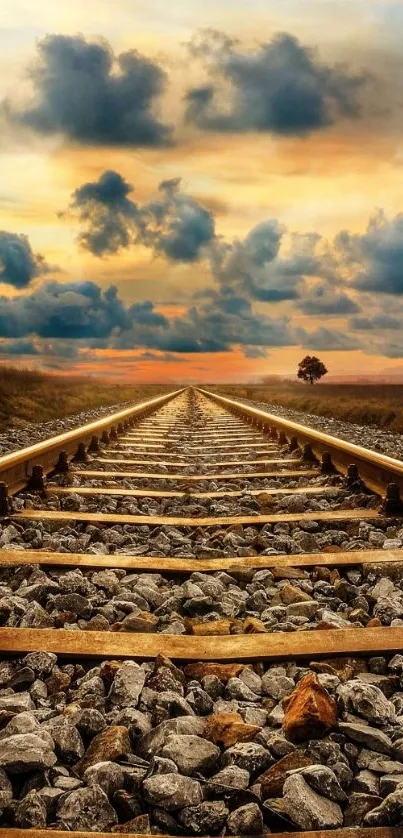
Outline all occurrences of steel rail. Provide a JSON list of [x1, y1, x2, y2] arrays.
[[0, 388, 184, 494], [198, 387, 403, 503]]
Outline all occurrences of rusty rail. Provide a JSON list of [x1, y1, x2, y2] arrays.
[[199, 387, 403, 509], [0, 388, 184, 494]]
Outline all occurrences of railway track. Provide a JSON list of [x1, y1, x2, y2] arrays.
[[0, 387, 403, 837]]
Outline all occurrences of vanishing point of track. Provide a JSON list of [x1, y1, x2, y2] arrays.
[[1, 387, 403, 838]]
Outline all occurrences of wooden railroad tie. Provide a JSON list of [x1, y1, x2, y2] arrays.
[[11, 508, 381, 527], [0, 546, 402, 572]]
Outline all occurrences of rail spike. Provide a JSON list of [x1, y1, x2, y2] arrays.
[[54, 451, 69, 473], [0, 482, 9, 516], [321, 451, 336, 474], [27, 464, 47, 494], [72, 442, 88, 463], [87, 435, 100, 454], [345, 463, 367, 493], [302, 443, 318, 464], [381, 483, 403, 516]]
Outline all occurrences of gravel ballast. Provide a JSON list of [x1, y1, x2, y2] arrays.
[[0, 652, 403, 831]]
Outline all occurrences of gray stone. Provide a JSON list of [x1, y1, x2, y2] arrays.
[[227, 803, 263, 834], [221, 742, 272, 776], [44, 717, 84, 763], [0, 692, 34, 713], [0, 732, 56, 773], [146, 756, 179, 777], [136, 717, 206, 760], [56, 785, 118, 831], [357, 749, 403, 774], [352, 770, 380, 795], [0, 711, 39, 739], [226, 677, 260, 702], [22, 652, 57, 675], [108, 661, 146, 707], [380, 775, 403, 796], [210, 765, 250, 789], [14, 790, 47, 828], [344, 792, 383, 826], [283, 774, 343, 830], [84, 761, 125, 797], [364, 787, 403, 826], [161, 734, 220, 775], [178, 801, 229, 834], [337, 679, 395, 724], [261, 668, 294, 700], [286, 601, 319, 619], [143, 773, 203, 810], [289, 764, 348, 802], [339, 721, 394, 754], [0, 768, 12, 813]]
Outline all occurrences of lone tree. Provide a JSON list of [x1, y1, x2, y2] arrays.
[[297, 355, 328, 385]]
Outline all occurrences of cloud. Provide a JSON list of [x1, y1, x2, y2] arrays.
[[136, 351, 186, 362], [338, 210, 403, 295], [185, 31, 367, 136], [297, 326, 360, 351], [8, 34, 171, 147], [68, 172, 215, 261], [243, 346, 269, 358], [297, 283, 360, 315], [0, 338, 40, 356], [350, 313, 401, 330], [0, 280, 132, 339], [0, 231, 49, 288], [68, 170, 138, 256]]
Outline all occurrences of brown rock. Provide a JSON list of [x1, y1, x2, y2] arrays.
[[322, 545, 342, 553], [205, 712, 261, 748], [45, 669, 71, 696], [256, 492, 276, 509], [316, 657, 368, 675], [243, 617, 267, 633], [112, 815, 151, 833], [184, 663, 247, 682], [100, 661, 122, 688], [280, 584, 313, 605], [186, 619, 241, 636], [257, 750, 312, 798], [367, 617, 382, 628], [75, 726, 130, 776], [272, 567, 308, 580], [115, 612, 158, 632], [282, 673, 338, 743]]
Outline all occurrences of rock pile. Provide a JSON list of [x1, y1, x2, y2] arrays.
[[1, 653, 403, 831], [1, 561, 403, 634]]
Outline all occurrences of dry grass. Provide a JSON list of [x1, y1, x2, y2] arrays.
[[208, 382, 403, 434], [0, 367, 172, 428]]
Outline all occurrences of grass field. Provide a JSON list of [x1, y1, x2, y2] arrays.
[[0, 367, 171, 427], [208, 382, 403, 433]]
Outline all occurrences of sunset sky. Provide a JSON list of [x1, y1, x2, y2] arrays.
[[1, 0, 403, 382]]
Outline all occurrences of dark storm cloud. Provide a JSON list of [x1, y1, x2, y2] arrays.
[[185, 31, 366, 136], [0, 338, 40, 355], [297, 285, 360, 315], [0, 231, 49, 288], [0, 280, 132, 339], [9, 34, 171, 147], [297, 326, 360, 351], [211, 224, 327, 304], [68, 172, 215, 261], [350, 313, 401, 330], [338, 211, 403, 295], [68, 170, 138, 256]]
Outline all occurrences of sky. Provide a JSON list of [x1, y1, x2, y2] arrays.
[[1, 0, 403, 382]]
